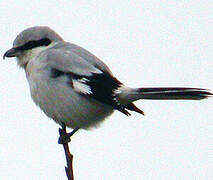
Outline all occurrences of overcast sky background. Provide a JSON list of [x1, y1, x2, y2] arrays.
[[0, 1, 213, 180]]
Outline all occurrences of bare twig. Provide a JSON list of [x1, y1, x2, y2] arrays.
[[59, 126, 74, 180]]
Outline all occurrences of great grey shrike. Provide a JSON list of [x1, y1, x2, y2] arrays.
[[3, 26, 212, 139]]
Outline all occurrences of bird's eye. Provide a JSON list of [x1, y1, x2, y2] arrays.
[[15, 38, 51, 51]]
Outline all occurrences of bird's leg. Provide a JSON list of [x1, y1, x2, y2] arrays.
[[58, 123, 79, 144], [58, 123, 78, 179]]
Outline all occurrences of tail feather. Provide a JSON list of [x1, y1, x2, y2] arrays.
[[125, 103, 145, 115], [137, 87, 212, 100], [119, 87, 212, 103]]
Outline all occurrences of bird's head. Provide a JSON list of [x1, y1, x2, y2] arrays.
[[3, 26, 63, 68]]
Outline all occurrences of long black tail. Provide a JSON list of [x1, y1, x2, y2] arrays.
[[121, 87, 212, 103], [137, 87, 212, 100], [117, 87, 212, 116]]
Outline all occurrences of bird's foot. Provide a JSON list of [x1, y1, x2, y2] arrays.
[[58, 125, 79, 144], [58, 128, 71, 144]]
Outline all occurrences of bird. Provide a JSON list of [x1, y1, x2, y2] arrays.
[[3, 26, 212, 143]]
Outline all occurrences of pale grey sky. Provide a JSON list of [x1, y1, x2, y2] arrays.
[[0, 1, 213, 180]]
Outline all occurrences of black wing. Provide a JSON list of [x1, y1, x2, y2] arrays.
[[51, 68, 133, 115]]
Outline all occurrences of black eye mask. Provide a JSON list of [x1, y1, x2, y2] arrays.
[[15, 38, 51, 51]]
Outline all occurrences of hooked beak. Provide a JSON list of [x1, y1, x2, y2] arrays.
[[3, 48, 18, 59]]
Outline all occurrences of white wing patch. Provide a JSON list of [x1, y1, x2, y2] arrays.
[[73, 79, 92, 95]]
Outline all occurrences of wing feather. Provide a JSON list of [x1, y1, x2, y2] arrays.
[[39, 42, 131, 115], [44, 43, 102, 76]]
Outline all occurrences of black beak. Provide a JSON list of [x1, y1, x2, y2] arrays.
[[3, 48, 17, 59]]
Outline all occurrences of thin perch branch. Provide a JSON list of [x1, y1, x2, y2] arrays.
[[59, 126, 74, 180]]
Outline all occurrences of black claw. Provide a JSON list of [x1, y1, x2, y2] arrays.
[[58, 127, 71, 144], [58, 134, 71, 144], [58, 126, 80, 144]]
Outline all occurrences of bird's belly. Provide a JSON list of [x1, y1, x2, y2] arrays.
[[29, 78, 114, 129]]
